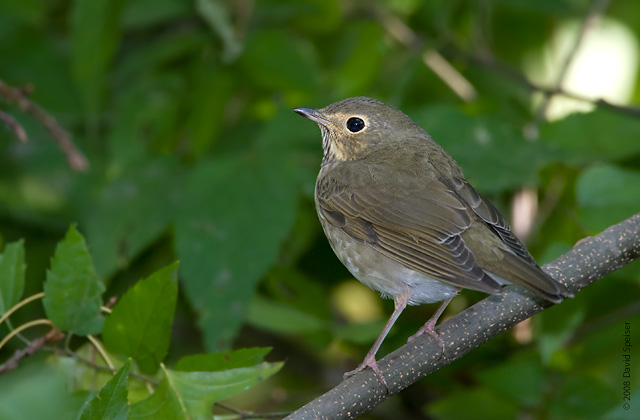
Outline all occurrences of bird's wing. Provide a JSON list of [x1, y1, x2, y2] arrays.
[[448, 176, 537, 265], [316, 163, 502, 294], [449, 177, 571, 302]]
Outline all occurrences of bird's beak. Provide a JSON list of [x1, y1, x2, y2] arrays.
[[293, 108, 333, 129]]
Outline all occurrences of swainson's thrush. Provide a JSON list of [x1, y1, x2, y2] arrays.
[[294, 97, 571, 387]]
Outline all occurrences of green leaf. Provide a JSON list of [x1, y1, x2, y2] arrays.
[[79, 359, 131, 420], [43, 225, 105, 335], [175, 153, 299, 351], [0, 239, 25, 315], [0, 358, 87, 420], [426, 388, 519, 420], [130, 362, 282, 419], [540, 109, 640, 166], [335, 320, 389, 345], [102, 262, 179, 375], [185, 66, 235, 157], [122, 0, 192, 29], [239, 29, 319, 93], [246, 296, 327, 335], [86, 157, 183, 278], [576, 165, 640, 232], [549, 375, 618, 420], [176, 348, 272, 372], [412, 106, 553, 193], [476, 357, 544, 407], [71, 0, 126, 114]]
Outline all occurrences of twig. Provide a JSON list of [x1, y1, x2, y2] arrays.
[[374, 9, 477, 102], [534, 0, 613, 123], [0, 110, 27, 142], [285, 212, 640, 419], [0, 319, 53, 350], [460, 52, 640, 118], [0, 328, 65, 374], [65, 348, 160, 386], [0, 79, 89, 172]]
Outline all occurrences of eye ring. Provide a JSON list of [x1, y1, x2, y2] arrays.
[[346, 117, 365, 133]]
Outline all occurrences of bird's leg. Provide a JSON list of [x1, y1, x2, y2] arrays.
[[344, 291, 410, 390], [407, 293, 458, 354]]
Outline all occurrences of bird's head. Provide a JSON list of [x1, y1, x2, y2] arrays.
[[294, 96, 425, 163]]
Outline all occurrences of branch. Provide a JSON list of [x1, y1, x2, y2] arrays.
[[458, 52, 640, 118], [0, 79, 89, 172], [0, 328, 65, 374], [285, 212, 640, 419]]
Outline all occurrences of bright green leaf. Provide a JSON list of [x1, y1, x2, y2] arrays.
[[176, 348, 272, 372], [71, 0, 126, 114], [0, 239, 25, 315], [576, 165, 640, 232], [79, 359, 130, 420], [43, 225, 105, 335], [102, 262, 179, 375], [130, 362, 282, 419]]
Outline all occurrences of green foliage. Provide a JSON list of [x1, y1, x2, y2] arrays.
[[130, 363, 282, 419], [43, 225, 105, 336], [102, 263, 179, 375], [1, 0, 640, 418], [176, 347, 272, 372], [0, 228, 281, 419], [0, 240, 25, 315], [79, 360, 131, 420]]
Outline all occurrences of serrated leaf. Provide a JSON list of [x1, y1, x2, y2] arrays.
[[71, 0, 126, 113], [176, 348, 271, 372], [129, 362, 282, 420], [0, 239, 26, 315], [175, 153, 298, 351], [79, 359, 130, 420], [102, 262, 179, 375], [43, 225, 105, 335]]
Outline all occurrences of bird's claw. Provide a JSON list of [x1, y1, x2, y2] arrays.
[[344, 353, 390, 393]]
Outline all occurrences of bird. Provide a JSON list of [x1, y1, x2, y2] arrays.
[[293, 96, 572, 388]]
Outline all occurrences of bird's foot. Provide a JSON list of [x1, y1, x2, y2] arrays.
[[344, 353, 389, 393], [408, 317, 446, 357]]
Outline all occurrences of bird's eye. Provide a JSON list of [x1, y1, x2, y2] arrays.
[[346, 117, 365, 133]]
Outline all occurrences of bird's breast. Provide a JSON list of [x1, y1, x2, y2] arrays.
[[317, 210, 459, 305]]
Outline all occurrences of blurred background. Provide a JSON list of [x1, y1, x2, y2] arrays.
[[1, 0, 640, 418]]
